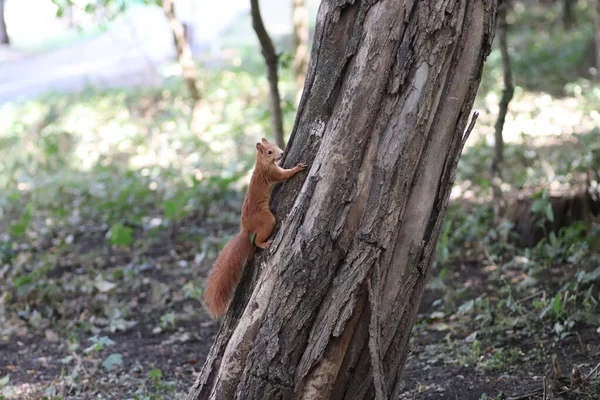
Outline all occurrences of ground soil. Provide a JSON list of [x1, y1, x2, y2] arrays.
[[1, 224, 598, 399]]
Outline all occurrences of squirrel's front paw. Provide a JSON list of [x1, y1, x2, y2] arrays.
[[297, 162, 308, 170]]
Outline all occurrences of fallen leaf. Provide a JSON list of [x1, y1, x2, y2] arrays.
[[102, 353, 123, 371], [95, 279, 117, 293], [45, 329, 59, 342]]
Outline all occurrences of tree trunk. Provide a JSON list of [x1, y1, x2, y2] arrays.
[[593, 0, 600, 81], [563, 0, 575, 30], [161, 0, 204, 132], [491, 1, 514, 221], [188, 1, 498, 399], [292, 0, 309, 106], [251, 0, 286, 149], [0, 0, 9, 45]]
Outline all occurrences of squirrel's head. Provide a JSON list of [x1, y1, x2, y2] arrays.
[[256, 138, 284, 164]]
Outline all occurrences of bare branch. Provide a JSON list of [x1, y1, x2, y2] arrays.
[[162, 0, 201, 104], [250, 0, 285, 149], [491, 2, 514, 221], [292, 0, 309, 105]]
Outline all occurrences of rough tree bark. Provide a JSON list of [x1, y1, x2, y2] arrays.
[[161, 0, 204, 132], [491, 1, 514, 221], [188, 1, 498, 399], [251, 0, 286, 149], [292, 0, 309, 106], [0, 0, 9, 45]]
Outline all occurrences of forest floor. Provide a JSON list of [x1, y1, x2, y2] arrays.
[[1, 220, 598, 399]]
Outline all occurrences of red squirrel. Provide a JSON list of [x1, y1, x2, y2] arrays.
[[203, 138, 307, 317]]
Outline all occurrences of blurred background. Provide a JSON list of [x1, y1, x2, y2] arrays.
[[0, 0, 599, 399]]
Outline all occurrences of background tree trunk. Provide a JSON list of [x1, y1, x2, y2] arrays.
[[251, 0, 286, 149], [0, 0, 9, 45], [188, 1, 498, 399], [161, 0, 204, 133], [491, 1, 514, 221], [292, 0, 309, 106], [563, 0, 575, 30], [593, 0, 600, 81]]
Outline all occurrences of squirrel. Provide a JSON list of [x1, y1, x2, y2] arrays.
[[203, 137, 307, 317]]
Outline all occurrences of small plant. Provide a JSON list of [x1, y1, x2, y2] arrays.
[[107, 222, 134, 248], [9, 202, 32, 238], [102, 353, 123, 371], [84, 335, 115, 354], [183, 282, 204, 302], [160, 312, 176, 330]]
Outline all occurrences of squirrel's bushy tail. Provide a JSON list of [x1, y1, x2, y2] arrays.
[[204, 230, 255, 317]]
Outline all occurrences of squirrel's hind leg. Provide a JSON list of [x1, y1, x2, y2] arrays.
[[254, 212, 276, 249]]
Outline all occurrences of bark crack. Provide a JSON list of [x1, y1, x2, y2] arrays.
[[367, 261, 388, 400]]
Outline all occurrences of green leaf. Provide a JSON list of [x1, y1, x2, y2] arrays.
[[84, 335, 115, 353], [439, 267, 449, 279], [13, 273, 33, 288], [581, 267, 600, 284], [531, 198, 546, 213], [108, 222, 133, 247], [147, 368, 163, 381], [458, 299, 475, 314], [92, 336, 116, 347], [102, 353, 123, 371], [10, 202, 32, 237], [545, 203, 554, 222], [163, 199, 178, 219], [0, 375, 9, 387], [551, 293, 563, 315]]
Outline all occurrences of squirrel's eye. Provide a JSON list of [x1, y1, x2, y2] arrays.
[[268, 150, 272, 155]]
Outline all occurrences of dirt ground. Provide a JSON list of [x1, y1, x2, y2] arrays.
[[1, 221, 598, 399]]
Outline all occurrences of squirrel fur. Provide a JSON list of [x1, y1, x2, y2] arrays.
[[203, 138, 307, 317]]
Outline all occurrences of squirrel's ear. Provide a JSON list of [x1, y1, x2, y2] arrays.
[[261, 138, 269, 144], [256, 143, 264, 153]]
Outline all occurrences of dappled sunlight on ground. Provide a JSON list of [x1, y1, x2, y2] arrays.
[[472, 86, 600, 148]]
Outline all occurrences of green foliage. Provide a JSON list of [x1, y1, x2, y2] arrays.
[[84, 335, 115, 354], [108, 222, 134, 247], [51, 0, 128, 21], [147, 368, 163, 381], [143, 367, 175, 396], [9, 202, 32, 238], [102, 353, 123, 371], [511, 26, 592, 93], [479, 0, 598, 95], [159, 312, 176, 330], [531, 188, 554, 223]]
